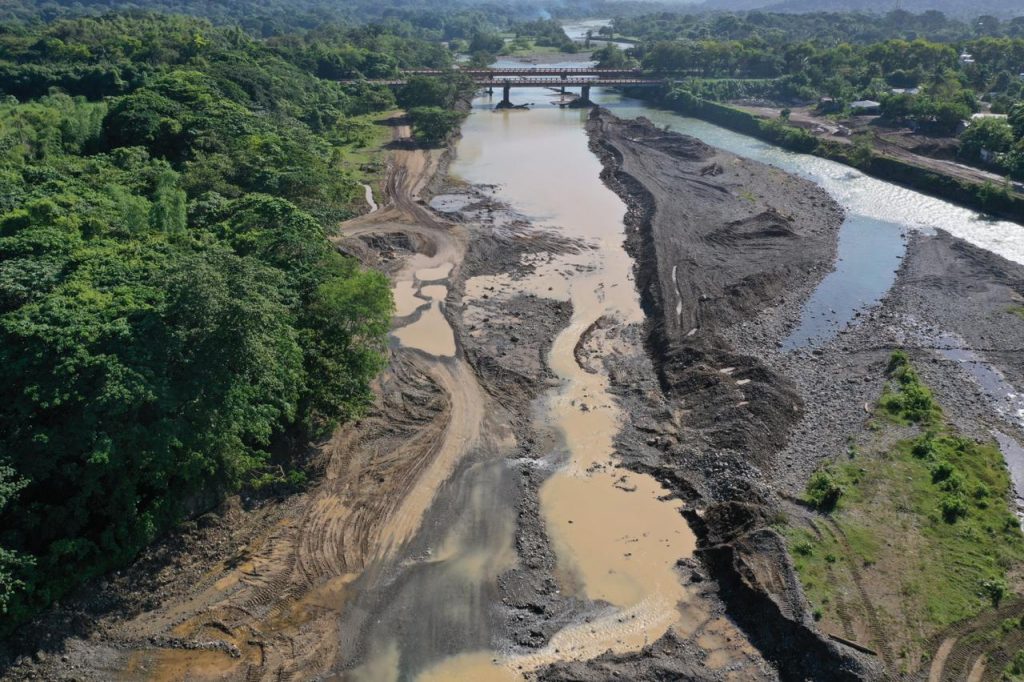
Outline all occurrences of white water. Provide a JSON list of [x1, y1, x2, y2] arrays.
[[598, 92, 1024, 266]]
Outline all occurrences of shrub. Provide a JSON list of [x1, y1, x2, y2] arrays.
[[887, 349, 910, 373], [1007, 649, 1024, 679], [939, 472, 965, 494], [940, 494, 969, 523], [912, 435, 937, 460], [930, 460, 955, 483], [793, 540, 814, 556], [981, 578, 1008, 607], [1000, 617, 1023, 633], [806, 471, 844, 511], [881, 351, 937, 423]]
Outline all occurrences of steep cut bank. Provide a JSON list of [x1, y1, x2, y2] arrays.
[[583, 109, 884, 680]]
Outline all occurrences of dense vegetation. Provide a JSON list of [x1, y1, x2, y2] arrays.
[[601, 10, 1024, 179], [614, 9, 1024, 44], [2, 0, 1022, 642], [700, 0, 1024, 21], [0, 12, 475, 630]]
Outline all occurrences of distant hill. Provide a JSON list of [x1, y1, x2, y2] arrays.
[[695, 0, 1024, 19]]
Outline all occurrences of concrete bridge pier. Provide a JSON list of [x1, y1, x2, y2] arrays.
[[580, 85, 592, 104], [497, 84, 512, 108]]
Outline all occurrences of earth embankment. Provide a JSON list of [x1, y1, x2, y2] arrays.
[[583, 108, 884, 680]]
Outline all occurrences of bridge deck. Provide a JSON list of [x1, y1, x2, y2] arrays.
[[479, 78, 662, 87], [404, 68, 644, 76], [355, 78, 663, 87]]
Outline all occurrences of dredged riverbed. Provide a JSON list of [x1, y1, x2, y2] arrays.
[[350, 87, 705, 681], [357, 83, 1024, 680]]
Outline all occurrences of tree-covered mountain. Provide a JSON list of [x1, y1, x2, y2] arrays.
[[697, 0, 1024, 20]]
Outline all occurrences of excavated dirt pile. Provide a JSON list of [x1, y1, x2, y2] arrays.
[[582, 109, 884, 681]]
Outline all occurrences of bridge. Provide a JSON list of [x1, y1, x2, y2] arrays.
[[404, 67, 645, 77], [361, 68, 666, 107]]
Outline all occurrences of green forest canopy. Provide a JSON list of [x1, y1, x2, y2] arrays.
[[0, 12, 467, 629]]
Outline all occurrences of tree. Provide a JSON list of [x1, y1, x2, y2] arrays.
[[468, 51, 495, 68], [397, 75, 458, 109], [468, 31, 504, 55], [300, 259, 391, 431], [0, 14, 417, 627], [0, 465, 32, 615], [407, 106, 461, 145], [592, 44, 636, 70], [1009, 102, 1024, 140], [150, 169, 187, 235], [959, 117, 1014, 164]]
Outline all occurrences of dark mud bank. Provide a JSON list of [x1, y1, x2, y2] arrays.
[[584, 108, 883, 680]]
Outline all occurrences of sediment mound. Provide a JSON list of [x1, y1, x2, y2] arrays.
[[585, 108, 885, 680], [586, 108, 842, 461]]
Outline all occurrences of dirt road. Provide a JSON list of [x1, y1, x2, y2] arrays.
[[736, 104, 1018, 193]]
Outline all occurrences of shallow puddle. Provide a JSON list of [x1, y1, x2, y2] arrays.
[[392, 301, 455, 357], [428, 194, 474, 213], [936, 333, 1024, 430], [994, 431, 1024, 517], [362, 183, 378, 213], [391, 266, 456, 358], [394, 280, 428, 317], [416, 263, 454, 281]]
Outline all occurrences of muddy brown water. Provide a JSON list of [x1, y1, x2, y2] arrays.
[[348, 90, 700, 680], [361, 81, 1024, 680]]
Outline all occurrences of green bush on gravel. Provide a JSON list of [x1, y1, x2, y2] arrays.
[[805, 470, 844, 511], [879, 351, 940, 424], [787, 352, 1024, 649]]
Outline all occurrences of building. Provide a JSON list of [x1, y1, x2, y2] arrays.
[[850, 100, 882, 115]]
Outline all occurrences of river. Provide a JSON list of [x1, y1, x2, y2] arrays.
[[344, 82, 1024, 680]]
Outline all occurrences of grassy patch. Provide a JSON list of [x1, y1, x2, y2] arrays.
[[1008, 649, 1024, 679], [785, 351, 1024, 663], [332, 111, 397, 211], [499, 39, 575, 58], [1009, 305, 1024, 321]]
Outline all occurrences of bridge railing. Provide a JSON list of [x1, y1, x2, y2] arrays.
[[338, 77, 666, 87], [403, 68, 644, 74]]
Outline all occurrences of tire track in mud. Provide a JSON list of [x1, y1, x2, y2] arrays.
[[817, 517, 895, 668], [106, 121, 488, 681], [804, 519, 857, 642], [921, 599, 1024, 682]]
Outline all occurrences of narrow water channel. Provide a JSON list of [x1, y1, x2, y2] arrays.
[[417, 88, 700, 679]]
